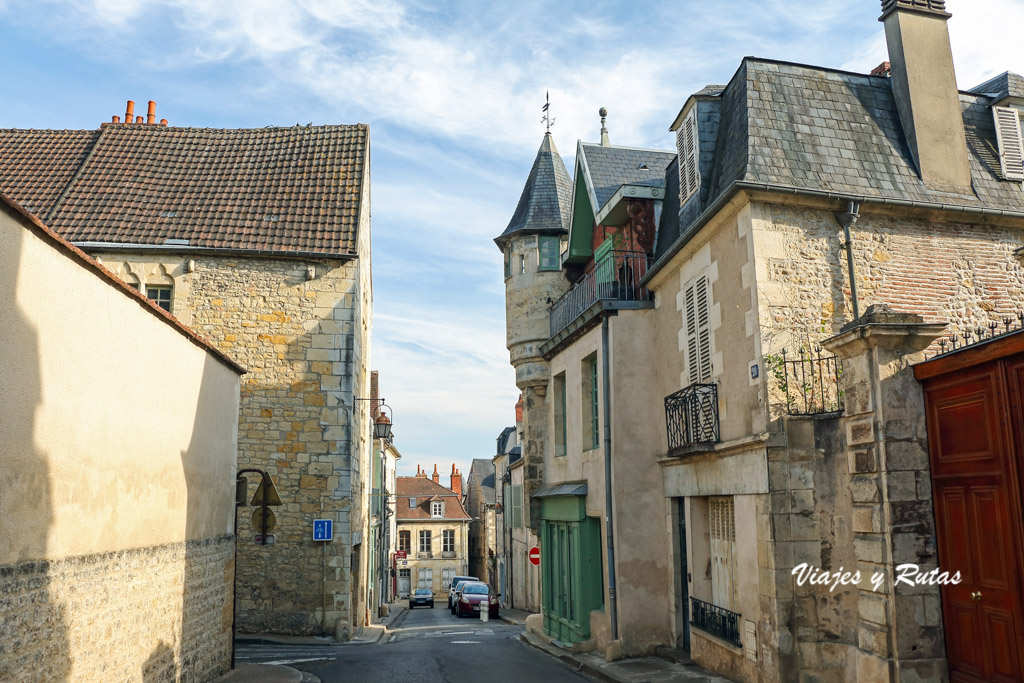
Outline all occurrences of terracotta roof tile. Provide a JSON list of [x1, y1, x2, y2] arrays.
[[0, 124, 367, 256], [396, 477, 471, 521]]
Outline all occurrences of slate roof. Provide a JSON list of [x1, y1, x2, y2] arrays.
[[395, 476, 471, 521], [469, 459, 496, 506], [0, 123, 368, 256], [495, 133, 572, 245], [580, 144, 676, 211], [970, 71, 1024, 102], [652, 158, 681, 263]]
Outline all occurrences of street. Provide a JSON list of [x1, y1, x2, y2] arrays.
[[236, 606, 594, 682]]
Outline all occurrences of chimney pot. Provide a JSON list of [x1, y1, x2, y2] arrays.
[[111, 115, 121, 123], [147, 101, 156, 125], [135, 115, 143, 124], [432, 465, 439, 484], [160, 119, 168, 126], [124, 100, 135, 123]]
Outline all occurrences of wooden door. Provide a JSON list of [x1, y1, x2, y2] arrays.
[[924, 360, 1024, 681]]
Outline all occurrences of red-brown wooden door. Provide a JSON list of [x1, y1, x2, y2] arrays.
[[923, 357, 1024, 682]]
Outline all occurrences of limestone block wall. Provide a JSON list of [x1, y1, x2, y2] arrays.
[[0, 202, 241, 681], [96, 252, 372, 636]]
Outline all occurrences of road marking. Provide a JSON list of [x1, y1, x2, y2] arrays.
[[263, 657, 334, 665], [450, 640, 481, 644], [443, 631, 473, 635]]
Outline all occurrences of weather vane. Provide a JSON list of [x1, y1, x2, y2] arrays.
[[541, 91, 555, 132]]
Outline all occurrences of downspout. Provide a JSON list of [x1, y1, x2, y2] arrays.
[[834, 201, 862, 321], [602, 316, 618, 642]]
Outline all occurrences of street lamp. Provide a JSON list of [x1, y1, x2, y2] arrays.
[[374, 410, 393, 440]]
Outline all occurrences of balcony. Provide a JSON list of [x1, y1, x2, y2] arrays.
[[549, 250, 652, 339], [690, 597, 741, 646], [665, 383, 719, 455]]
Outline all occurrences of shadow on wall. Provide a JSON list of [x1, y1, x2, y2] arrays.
[[0, 216, 72, 680]]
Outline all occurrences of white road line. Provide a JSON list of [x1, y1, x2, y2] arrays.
[[450, 641, 481, 644], [262, 657, 333, 665]]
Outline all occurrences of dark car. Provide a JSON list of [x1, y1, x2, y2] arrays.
[[453, 582, 499, 619], [447, 575, 478, 609], [409, 588, 434, 609]]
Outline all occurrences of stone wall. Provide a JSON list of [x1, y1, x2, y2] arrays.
[[0, 537, 233, 682], [100, 252, 372, 636]]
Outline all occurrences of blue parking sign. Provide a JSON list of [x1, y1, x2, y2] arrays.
[[313, 519, 333, 542]]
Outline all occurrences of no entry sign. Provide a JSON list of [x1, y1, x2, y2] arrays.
[[529, 546, 540, 566]]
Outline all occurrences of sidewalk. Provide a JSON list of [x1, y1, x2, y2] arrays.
[[499, 607, 536, 626], [216, 604, 409, 683], [519, 630, 735, 683]]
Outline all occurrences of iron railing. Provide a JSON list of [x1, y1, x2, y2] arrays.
[[665, 383, 719, 451], [549, 250, 651, 337], [690, 597, 741, 646], [775, 347, 843, 416]]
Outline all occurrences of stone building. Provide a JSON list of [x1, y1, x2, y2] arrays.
[[0, 110, 375, 638], [465, 458, 498, 583], [0, 192, 243, 681], [395, 468, 470, 598], [501, 0, 1024, 678]]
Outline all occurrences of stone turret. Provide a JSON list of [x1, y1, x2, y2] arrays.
[[495, 132, 572, 530]]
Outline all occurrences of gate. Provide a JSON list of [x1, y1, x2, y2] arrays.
[[915, 330, 1024, 681]]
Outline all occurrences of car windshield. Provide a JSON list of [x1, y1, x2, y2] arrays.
[[414, 589, 431, 595], [464, 584, 489, 595], [452, 577, 477, 588]]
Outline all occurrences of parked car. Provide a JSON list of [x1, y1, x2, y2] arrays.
[[453, 582, 499, 619], [408, 588, 434, 609], [447, 575, 478, 609]]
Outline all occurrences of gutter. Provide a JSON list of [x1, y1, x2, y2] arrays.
[[74, 241, 358, 262], [640, 180, 1024, 287], [601, 316, 618, 642]]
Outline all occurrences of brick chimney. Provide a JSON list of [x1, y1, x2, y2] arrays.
[[879, 0, 971, 192], [432, 464, 439, 484], [870, 61, 891, 77], [515, 395, 523, 424], [450, 465, 463, 498]]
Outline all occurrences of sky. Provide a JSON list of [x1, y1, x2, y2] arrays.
[[1, 0, 1021, 482]]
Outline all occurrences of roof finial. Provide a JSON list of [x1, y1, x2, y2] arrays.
[[599, 107, 610, 147], [542, 91, 555, 133]]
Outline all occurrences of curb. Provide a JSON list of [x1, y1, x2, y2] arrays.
[[518, 633, 619, 683]]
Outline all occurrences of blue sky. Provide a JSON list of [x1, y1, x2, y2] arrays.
[[1, 0, 1021, 481]]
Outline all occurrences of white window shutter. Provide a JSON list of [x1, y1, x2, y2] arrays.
[[695, 276, 712, 383], [710, 497, 735, 611], [685, 283, 699, 385], [993, 106, 1024, 181], [676, 109, 700, 204]]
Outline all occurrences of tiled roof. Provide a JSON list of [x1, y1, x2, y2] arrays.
[[1, 191, 245, 375], [396, 476, 471, 521], [496, 133, 572, 245], [0, 123, 368, 256], [580, 144, 676, 210]]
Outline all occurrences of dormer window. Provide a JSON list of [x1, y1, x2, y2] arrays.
[[409, 497, 416, 508], [676, 107, 700, 204], [994, 106, 1024, 181], [432, 501, 444, 518]]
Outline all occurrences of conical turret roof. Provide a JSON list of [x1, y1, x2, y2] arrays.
[[495, 133, 572, 248]]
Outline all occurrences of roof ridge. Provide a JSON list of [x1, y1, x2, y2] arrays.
[[580, 142, 675, 155]]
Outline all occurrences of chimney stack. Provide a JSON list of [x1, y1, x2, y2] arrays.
[[450, 466, 463, 498], [432, 465, 439, 484], [879, 0, 971, 192]]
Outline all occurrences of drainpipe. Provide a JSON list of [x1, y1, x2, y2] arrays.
[[601, 316, 618, 642], [834, 201, 862, 321]]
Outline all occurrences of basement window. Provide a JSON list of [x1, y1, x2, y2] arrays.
[[993, 106, 1024, 181]]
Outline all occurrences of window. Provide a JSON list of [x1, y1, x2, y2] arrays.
[[553, 372, 567, 457], [398, 530, 411, 553], [418, 567, 432, 589], [538, 236, 560, 270], [684, 274, 712, 385], [504, 245, 512, 279], [442, 567, 456, 589], [994, 106, 1024, 181], [510, 484, 523, 528], [409, 497, 416, 508], [709, 497, 736, 611], [581, 353, 599, 450], [145, 285, 173, 312], [443, 530, 455, 553], [432, 501, 444, 518], [419, 530, 432, 555], [519, 254, 526, 274], [676, 107, 700, 204]]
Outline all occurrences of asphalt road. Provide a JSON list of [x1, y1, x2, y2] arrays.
[[238, 604, 594, 683]]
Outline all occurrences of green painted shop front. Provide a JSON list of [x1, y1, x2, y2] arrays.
[[540, 495, 604, 644]]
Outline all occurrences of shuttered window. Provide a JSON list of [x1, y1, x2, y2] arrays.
[[510, 484, 523, 528], [684, 275, 713, 385], [418, 567, 433, 589], [993, 106, 1024, 181], [709, 497, 735, 611], [676, 108, 700, 203]]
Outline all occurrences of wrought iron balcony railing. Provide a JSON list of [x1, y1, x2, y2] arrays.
[[690, 597, 741, 646], [665, 383, 719, 452], [773, 346, 843, 416], [549, 250, 651, 338]]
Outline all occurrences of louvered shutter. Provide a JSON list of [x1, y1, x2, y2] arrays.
[[685, 275, 712, 385], [676, 109, 700, 203], [710, 497, 735, 611], [994, 106, 1024, 181]]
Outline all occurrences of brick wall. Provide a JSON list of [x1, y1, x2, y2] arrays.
[[0, 537, 233, 682]]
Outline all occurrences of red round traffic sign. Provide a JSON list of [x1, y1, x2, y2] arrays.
[[529, 546, 540, 566]]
